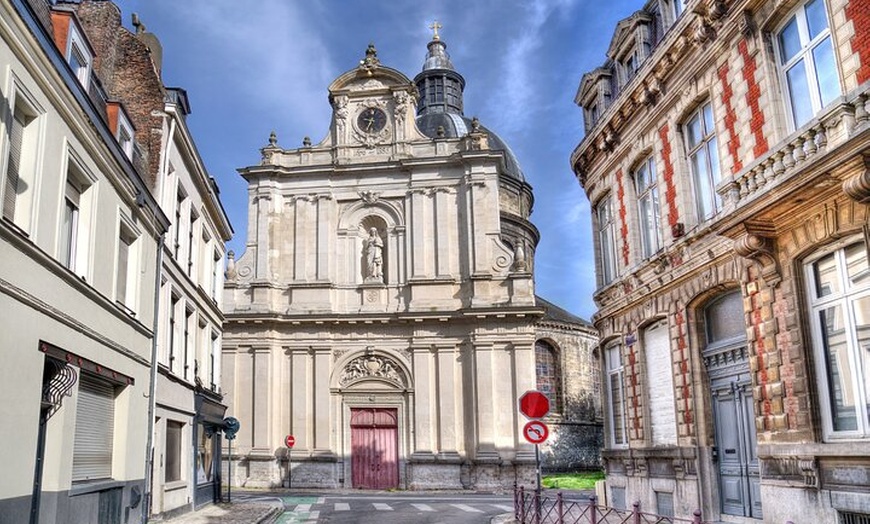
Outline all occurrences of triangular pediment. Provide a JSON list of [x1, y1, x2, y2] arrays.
[[606, 10, 653, 59]]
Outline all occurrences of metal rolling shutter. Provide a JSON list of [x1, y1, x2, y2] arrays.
[[72, 374, 115, 482]]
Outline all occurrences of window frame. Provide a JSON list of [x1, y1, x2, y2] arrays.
[[804, 238, 870, 440], [59, 151, 96, 278], [2, 78, 44, 233], [683, 101, 722, 222], [633, 156, 662, 258], [115, 214, 141, 314], [774, 0, 842, 130], [65, 21, 92, 88], [596, 195, 618, 286], [605, 341, 629, 448], [164, 420, 184, 483], [535, 339, 563, 414], [116, 111, 135, 160]]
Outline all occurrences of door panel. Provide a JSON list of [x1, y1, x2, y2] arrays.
[[351, 408, 398, 490]]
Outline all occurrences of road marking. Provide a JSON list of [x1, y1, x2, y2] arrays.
[[493, 504, 513, 511], [316, 497, 325, 504], [373, 502, 393, 511], [411, 503, 435, 511], [335, 502, 350, 511], [451, 503, 484, 513], [294, 504, 311, 512]]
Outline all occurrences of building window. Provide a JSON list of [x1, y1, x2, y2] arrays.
[[621, 50, 639, 85], [212, 249, 222, 301], [116, 112, 134, 160], [605, 342, 628, 447], [174, 191, 184, 260], [210, 331, 219, 391], [188, 210, 198, 277], [72, 373, 115, 482], [65, 23, 92, 88], [671, 0, 684, 21], [777, 0, 841, 128], [644, 320, 676, 445], [165, 420, 183, 483], [684, 102, 721, 221], [59, 178, 81, 271], [184, 308, 193, 380], [196, 424, 214, 484], [805, 241, 870, 438], [634, 157, 661, 258], [535, 340, 563, 413], [168, 294, 179, 371], [3, 88, 42, 231], [597, 196, 617, 285]]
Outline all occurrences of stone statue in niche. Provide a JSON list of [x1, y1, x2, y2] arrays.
[[364, 227, 384, 282]]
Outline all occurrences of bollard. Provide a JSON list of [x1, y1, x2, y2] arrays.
[[589, 495, 598, 524], [693, 509, 702, 524], [632, 501, 641, 524], [557, 492, 564, 524]]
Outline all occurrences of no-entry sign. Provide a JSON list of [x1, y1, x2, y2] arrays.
[[523, 421, 549, 445], [284, 434, 296, 448], [519, 390, 550, 419]]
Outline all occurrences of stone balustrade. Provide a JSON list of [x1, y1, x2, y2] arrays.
[[719, 84, 870, 207]]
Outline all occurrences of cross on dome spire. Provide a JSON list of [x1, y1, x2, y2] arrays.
[[429, 20, 442, 41]]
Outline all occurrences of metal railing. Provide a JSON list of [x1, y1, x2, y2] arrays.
[[514, 486, 708, 524]]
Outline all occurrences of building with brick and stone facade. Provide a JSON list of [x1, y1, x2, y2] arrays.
[[221, 36, 600, 491], [572, 0, 870, 521], [0, 1, 232, 522]]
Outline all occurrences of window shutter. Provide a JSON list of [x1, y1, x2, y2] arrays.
[[116, 236, 129, 305], [72, 375, 115, 482], [3, 112, 24, 220]]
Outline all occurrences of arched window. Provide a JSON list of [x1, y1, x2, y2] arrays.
[[535, 340, 562, 414]]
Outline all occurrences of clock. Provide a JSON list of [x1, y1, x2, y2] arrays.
[[357, 107, 387, 134]]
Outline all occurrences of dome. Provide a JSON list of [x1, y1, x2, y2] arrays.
[[415, 113, 525, 181]]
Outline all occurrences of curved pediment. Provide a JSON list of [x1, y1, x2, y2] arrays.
[[328, 45, 413, 96], [332, 350, 412, 391]]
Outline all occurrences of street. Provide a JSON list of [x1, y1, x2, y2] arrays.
[[234, 491, 517, 523]]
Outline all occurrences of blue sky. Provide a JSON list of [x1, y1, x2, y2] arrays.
[[121, 0, 633, 321]]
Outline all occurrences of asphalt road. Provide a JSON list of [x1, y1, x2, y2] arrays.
[[236, 491, 517, 523]]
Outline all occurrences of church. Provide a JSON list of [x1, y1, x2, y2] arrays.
[[220, 31, 598, 490]]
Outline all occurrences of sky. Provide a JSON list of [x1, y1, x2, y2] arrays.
[[119, 0, 635, 321]]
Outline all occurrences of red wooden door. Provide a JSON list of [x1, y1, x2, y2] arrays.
[[350, 408, 398, 489]]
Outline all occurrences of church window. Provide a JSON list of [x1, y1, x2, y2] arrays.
[[596, 196, 617, 285], [684, 102, 721, 221], [605, 342, 628, 447], [776, 0, 841, 128], [804, 240, 870, 439], [535, 340, 562, 414], [634, 156, 661, 258]]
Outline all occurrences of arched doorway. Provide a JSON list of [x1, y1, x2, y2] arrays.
[[702, 291, 762, 519]]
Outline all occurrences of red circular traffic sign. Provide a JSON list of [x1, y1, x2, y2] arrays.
[[284, 434, 296, 448], [519, 390, 550, 419], [523, 421, 549, 444]]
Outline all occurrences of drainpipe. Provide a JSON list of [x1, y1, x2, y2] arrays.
[[142, 232, 165, 524]]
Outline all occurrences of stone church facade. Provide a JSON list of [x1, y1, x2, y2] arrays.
[[220, 37, 574, 490], [572, 0, 870, 522]]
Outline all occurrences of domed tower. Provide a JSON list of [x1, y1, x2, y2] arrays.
[[413, 27, 538, 271]]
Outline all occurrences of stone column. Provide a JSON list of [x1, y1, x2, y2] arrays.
[[313, 346, 332, 454], [412, 345, 434, 455], [437, 343, 461, 459]]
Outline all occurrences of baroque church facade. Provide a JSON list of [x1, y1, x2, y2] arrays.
[[221, 36, 599, 490]]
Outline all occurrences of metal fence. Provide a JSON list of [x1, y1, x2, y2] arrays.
[[513, 486, 709, 524]]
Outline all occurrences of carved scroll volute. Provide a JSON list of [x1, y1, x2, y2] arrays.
[[733, 230, 781, 287], [842, 155, 870, 203]]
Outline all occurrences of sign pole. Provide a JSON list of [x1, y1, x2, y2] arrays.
[[535, 443, 541, 492], [288, 451, 292, 490], [227, 438, 232, 503]]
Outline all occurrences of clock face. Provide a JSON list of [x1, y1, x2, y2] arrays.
[[357, 107, 387, 134]]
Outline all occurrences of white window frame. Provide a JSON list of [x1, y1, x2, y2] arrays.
[[66, 21, 92, 88], [115, 213, 141, 314], [2, 77, 44, 233], [804, 238, 870, 440], [774, 0, 842, 130], [59, 150, 97, 279], [597, 196, 618, 286], [684, 102, 721, 222], [116, 111, 135, 160], [633, 156, 662, 258], [605, 342, 629, 447]]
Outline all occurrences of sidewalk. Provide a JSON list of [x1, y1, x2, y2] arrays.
[[159, 501, 283, 524]]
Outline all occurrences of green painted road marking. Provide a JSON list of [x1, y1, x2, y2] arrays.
[[281, 496, 320, 505]]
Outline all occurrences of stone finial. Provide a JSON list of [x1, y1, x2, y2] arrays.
[[471, 116, 481, 132], [268, 131, 278, 146], [513, 244, 528, 272], [225, 250, 237, 281], [303, 136, 312, 147]]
